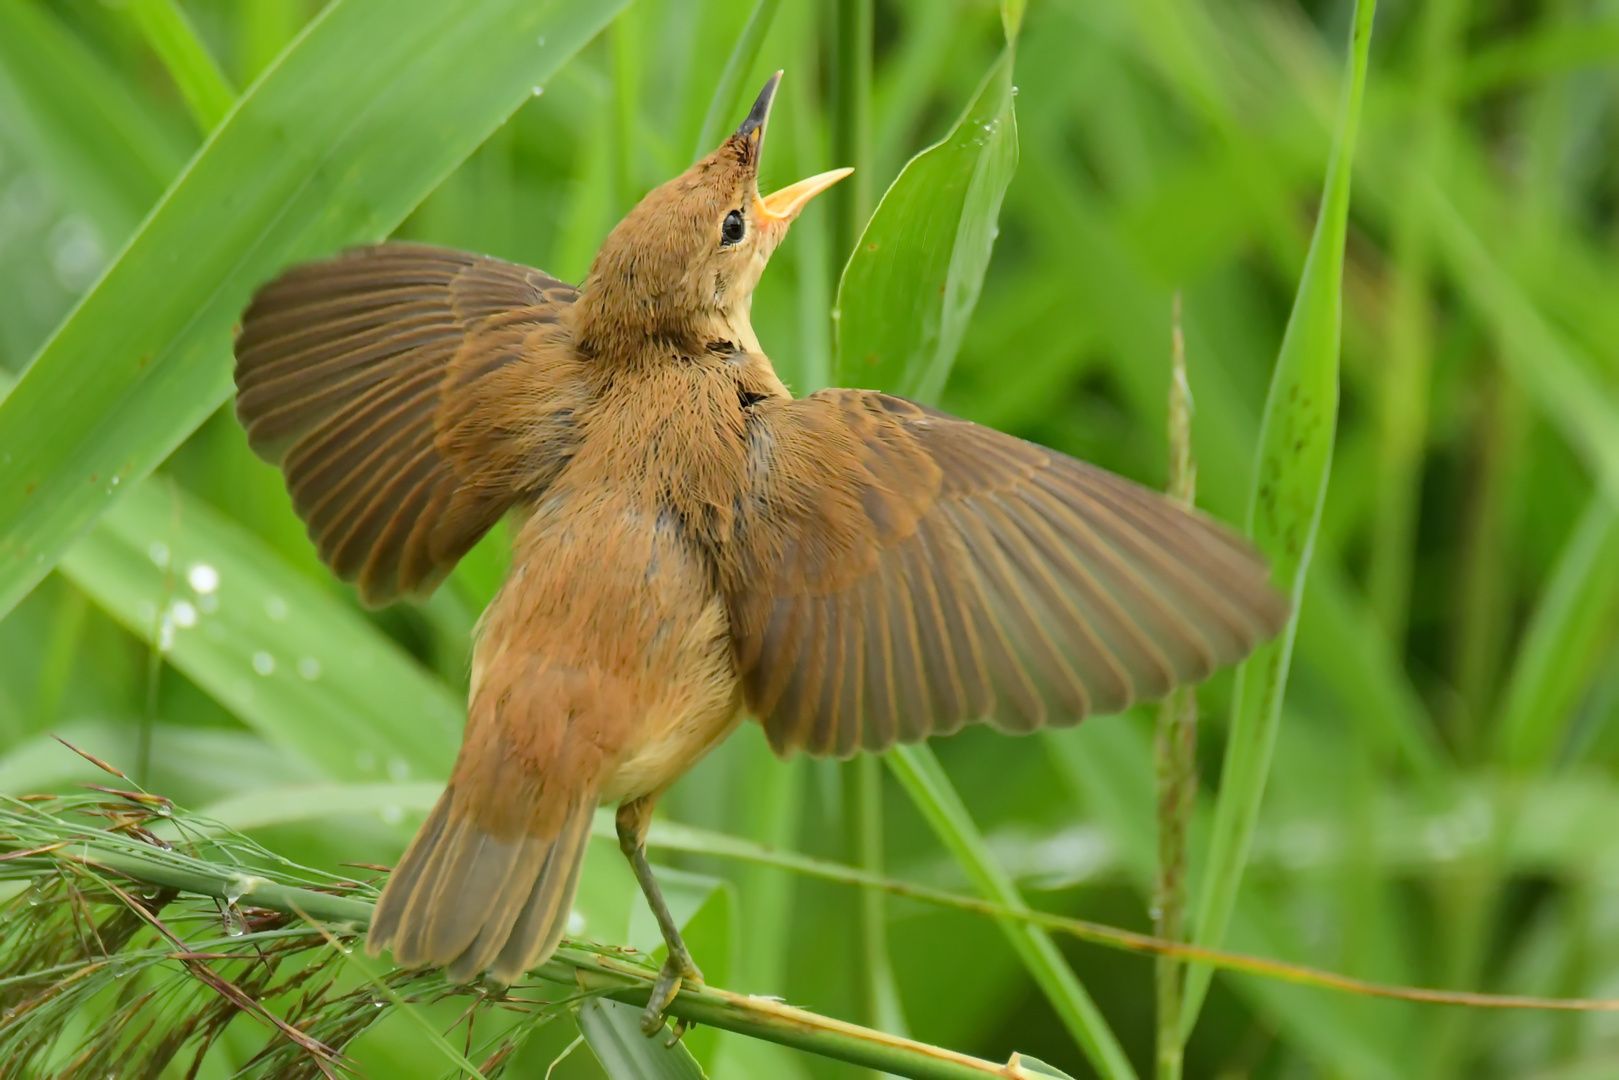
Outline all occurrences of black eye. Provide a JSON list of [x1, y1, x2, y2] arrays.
[[721, 209, 745, 246]]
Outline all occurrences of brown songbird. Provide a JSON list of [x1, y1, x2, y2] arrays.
[[232, 73, 1286, 1033]]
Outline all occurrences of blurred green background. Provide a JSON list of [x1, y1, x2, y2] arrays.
[[2, 0, 1619, 1077]]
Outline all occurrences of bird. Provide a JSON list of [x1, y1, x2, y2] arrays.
[[231, 72, 1287, 1035]]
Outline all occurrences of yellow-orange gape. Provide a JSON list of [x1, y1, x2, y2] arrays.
[[231, 73, 1286, 1034]]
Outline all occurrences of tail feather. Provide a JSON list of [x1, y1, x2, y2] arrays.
[[490, 800, 594, 981], [367, 787, 594, 984]]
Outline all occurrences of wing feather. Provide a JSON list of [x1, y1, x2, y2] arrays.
[[723, 389, 1288, 758], [234, 243, 587, 606]]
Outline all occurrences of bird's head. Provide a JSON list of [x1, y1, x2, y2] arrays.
[[574, 72, 851, 354]]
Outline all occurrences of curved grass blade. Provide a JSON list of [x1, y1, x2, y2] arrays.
[[888, 744, 1136, 1080], [57, 480, 463, 782], [0, 2, 186, 241], [691, 0, 786, 163], [1180, 0, 1377, 1037], [125, 0, 236, 132], [1495, 497, 1619, 769], [0, 0, 627, 621]]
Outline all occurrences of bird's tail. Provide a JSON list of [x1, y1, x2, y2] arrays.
[[367, 786, 594, 983]]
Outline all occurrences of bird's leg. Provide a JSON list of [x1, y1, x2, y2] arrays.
[[615, 795, 703, 1036]]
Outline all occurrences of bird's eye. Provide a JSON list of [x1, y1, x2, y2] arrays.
[[721, 209, 746, 247]]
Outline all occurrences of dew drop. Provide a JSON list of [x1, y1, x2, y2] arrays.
[[170, 600, 197, 629], [566, 909, 586, 936], [380, 805, 403, 825], [187, 563, 219, 594], [536, 35, 546, 45], [252, 651, 275, 676], [148, 541, 170, 568], [297, 656, 322, 680], [386, 757, 410, 782], [264, 595, 288, 621]]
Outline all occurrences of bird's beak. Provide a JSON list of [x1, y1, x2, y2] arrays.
[[736, 71, 781, 145], [735, 73, 853, 224], [757, 168, 855, 222]]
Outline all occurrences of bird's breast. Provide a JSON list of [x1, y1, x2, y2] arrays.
[[565, 360, 758, 545]]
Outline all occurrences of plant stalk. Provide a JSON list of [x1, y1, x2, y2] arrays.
[[63, 842, 1034, 1080], [1153, 293, 1197, 1080]]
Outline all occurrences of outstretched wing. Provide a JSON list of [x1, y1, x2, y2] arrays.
[[234, 243, 587, 606], [721, 389, 1288, 758]]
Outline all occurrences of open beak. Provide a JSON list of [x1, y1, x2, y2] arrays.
[[758, 168, 855, 222], [735, 73, 853, 225]]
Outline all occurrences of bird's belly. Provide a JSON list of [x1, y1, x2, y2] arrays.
[[473, 492, 744, 808], [601, 656, 745, 805]]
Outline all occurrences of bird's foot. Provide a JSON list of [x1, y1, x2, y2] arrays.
[[639, 950, 703, 1037]]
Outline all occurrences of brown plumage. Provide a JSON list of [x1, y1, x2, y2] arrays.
[[232, 72, 1287, 1033]]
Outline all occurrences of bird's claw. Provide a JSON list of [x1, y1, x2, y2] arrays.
[[638, 951, 703, 1037]]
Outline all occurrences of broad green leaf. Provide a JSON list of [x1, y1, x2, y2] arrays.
[[1183, 0, 1376, 1036], [832, 44, 1017, 401], [58, 480, 463, 782], [0, 0, 627, 620], [577, 998, 709, 1080]]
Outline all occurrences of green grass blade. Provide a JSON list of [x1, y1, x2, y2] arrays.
[[1495, 497, 1619, 770], [832, 43, 1017, 399], [1426, 193, 1619, 498], [125, 0, 237, 132], [325, 942, 492, 1080], [691, 0, 786, 163], [1296, 561, 1448, 784], [577, 998, 709, 1079], [1181, 0, 1377, 1037], [58, 480, 462, 782], [0, 2, 186, 239], [1042, 722, 1406, 1080], [888, 744, 1136, 1080], [0, 0, 627, 622]]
